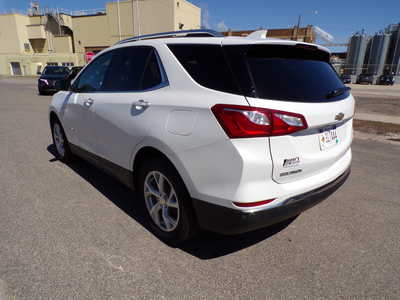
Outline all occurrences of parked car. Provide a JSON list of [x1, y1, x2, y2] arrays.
[[38, 66, 70, 95], [357, 74, 374, 85], [340, 74, 352, 84], [49, 30, 354, 243], [378, 74, 395, 85]]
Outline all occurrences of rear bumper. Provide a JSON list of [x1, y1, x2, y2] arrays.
[[38, 81, 64, 92], [39, 86, 59, 92], [192, 167, 350, 235]]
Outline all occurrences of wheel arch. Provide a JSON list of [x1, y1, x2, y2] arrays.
[[49, 110, 59, 126], [131, 141, 196, 198]]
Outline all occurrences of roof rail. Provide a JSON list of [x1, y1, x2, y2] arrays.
[[115, 29, 223, 45]]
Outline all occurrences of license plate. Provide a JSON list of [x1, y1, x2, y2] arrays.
[[319, 126, 339, 150]]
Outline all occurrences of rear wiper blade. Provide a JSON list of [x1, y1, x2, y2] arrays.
[[326, 87, 351, 99]]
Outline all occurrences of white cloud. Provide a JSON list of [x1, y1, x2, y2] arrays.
[[200, 3, 211, 29], [217, 20, 228, 32]]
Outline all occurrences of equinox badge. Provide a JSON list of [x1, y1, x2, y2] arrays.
[[335, 112, 344, 121]]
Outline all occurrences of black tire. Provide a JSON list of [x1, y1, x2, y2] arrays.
[[137, 156, 197, 244], [38, 89, 46, 95], [51, 119, 73, 163]]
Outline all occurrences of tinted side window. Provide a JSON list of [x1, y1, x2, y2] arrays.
[[168, 44, 240, 95], [102, 46, 162, 91], [141, 50, 162, 90], [75, 52, 112, 92]]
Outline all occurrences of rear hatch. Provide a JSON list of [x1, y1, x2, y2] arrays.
[[223, 42, 354, 183]]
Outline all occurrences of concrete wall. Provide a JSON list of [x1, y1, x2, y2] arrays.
[[174, 0, 201, 30], [54, 36, 73, 53], [72, 14, 109, 55], [29, 15, 45, 25], [0, 53, 79, 76], [105, 0, 176, 45], [14, 14, 32, 53], [136, 0, 175, 36], [106, 1, 135, 43], [60, 14, 73, 29], [0, 14, 26, 53]]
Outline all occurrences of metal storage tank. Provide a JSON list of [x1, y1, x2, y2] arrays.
[[386, 24, 400, 76], [345, 33, 369, 76], [367, 32, 391, 76]]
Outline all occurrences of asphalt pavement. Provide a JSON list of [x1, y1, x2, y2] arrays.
[[0, 78, 399, 299]]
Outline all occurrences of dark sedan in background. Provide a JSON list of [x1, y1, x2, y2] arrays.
[[37, 66, 70, 95], [340, 74, 352, 84], [357, 74, 374, 85], [378, 75, 395, 85]]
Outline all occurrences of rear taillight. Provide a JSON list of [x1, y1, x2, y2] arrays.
[[211, 104, 308, 138]]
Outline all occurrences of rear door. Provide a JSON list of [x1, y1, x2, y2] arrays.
[[224, 43, 354, 183]]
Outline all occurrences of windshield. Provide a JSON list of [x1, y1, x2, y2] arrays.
[[43, 67, 69, 75]]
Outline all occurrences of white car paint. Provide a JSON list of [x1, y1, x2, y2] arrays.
[[49, 35, 353, 214]]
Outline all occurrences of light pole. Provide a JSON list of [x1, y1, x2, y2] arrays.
[[117, 0, 121, 41], [136, 0, 141, 36], [294, 11, 318, 41]]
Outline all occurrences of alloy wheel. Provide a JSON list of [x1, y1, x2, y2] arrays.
[[53, 123, 65, 157], [144, 171, 180, 232]]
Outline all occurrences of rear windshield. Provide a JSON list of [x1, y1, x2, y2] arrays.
[[168, 44, 349, 102], [43, 67, 69, 75]]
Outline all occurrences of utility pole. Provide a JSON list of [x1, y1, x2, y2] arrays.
[[117, 0, 122, 40], [136, 0, 141, 36], [132, 0, 135, 36], [295, 14, 302, 41]]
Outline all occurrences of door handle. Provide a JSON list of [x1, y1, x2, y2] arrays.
[[83, 98, 94, 107], [132, 99, 150, 110]]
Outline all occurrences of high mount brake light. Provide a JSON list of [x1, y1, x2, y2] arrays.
[[211, 104, 308, 138]]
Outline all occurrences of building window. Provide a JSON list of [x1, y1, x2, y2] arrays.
[[24, 43, 30, 52], [62, 62, 74, 67], [46, 62, 59, 66], [10, 62, 22, 76]]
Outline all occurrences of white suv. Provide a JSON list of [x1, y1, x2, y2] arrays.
[[49, 30, 353, 243]]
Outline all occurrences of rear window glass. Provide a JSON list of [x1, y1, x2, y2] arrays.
[[43, 67, 69, 75], [225, 44, 348, 102], [168, 44, 240, 95]]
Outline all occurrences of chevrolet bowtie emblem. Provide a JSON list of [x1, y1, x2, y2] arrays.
[[335, 112, 344, 121]]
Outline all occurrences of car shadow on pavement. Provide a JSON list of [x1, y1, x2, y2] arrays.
[[47, 144, 296, 260], [180, 218, 295, 259]]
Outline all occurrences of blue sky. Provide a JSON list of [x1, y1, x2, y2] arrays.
[[2, 0, 399, 50]]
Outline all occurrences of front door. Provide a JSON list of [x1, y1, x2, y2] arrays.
[[63, 50, 113, 152], [63, 91, 97, 152]]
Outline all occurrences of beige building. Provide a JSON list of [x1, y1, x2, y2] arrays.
[[0, 0, 201, 76]]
